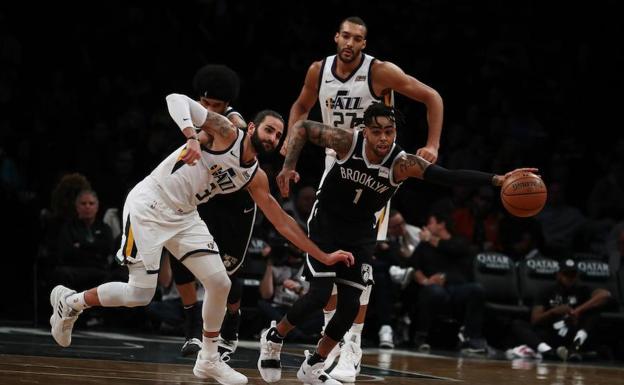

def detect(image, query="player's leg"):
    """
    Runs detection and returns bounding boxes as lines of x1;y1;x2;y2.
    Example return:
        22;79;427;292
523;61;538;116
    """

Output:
219;274;243;357
170;254;202;356
258;277;334;383
298;282;361;385
181;253;246;384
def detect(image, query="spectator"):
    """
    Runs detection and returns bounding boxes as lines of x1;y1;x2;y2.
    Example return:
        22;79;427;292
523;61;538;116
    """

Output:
282;185;316;230
391;208;487;354
508;258;612;361
452;186;502;252
53;189;119;291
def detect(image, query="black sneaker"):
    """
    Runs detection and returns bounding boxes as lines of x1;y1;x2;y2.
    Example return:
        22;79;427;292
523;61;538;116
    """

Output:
181;337;202;356
461;338;487;354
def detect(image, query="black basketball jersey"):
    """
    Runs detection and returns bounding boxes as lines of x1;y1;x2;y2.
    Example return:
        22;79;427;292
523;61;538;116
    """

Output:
315;130;404;226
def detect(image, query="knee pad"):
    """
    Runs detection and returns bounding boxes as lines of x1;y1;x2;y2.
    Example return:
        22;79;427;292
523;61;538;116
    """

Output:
98;282;156;307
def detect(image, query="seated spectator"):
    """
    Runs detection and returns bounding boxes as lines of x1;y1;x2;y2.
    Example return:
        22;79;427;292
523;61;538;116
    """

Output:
508;258;612;361
390;209;487;354
53;189;122;291
257;242;321;342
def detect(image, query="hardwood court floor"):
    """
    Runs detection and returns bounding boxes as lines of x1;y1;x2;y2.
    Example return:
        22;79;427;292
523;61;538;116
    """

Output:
0;326;622;385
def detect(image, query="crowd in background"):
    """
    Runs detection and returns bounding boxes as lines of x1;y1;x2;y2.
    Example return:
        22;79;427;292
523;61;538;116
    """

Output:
1;0;623;359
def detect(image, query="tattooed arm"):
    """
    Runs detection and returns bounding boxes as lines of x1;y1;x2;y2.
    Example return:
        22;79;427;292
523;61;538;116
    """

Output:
277;119;354;197
283;120;354;170
392;152;535;187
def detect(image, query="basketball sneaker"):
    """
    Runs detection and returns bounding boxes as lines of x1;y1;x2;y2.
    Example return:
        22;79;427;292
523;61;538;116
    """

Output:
328;340;361;383
323;340;341;370
258;320;283;382
49;285;82;347
218;336;238;361
181;337;202;356
297;350;342;385
193;350;247;384
378;325;395;349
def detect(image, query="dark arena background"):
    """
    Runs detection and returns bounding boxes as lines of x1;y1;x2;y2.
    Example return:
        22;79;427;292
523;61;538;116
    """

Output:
1;1;623;384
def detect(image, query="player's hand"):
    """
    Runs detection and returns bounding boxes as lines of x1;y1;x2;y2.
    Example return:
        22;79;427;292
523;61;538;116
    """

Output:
493;168;540;186
324;250;355;267
182;139;202;165
416;145;438;163
276;168;300;198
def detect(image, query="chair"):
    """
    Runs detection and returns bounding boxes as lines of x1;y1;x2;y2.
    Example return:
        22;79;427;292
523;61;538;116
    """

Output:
576;258;624;323
473;252;529;315
518;256;559;307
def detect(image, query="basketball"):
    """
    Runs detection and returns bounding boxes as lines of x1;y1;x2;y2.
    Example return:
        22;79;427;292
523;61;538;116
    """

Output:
500;171;547;217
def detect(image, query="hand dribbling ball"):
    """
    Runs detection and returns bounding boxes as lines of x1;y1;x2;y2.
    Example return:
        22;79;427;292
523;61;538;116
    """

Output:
500;171;547;217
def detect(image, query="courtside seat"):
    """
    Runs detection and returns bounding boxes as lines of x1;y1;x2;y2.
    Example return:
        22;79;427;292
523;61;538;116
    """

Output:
576;258;624;322
518;256;559;307
473;252;529;315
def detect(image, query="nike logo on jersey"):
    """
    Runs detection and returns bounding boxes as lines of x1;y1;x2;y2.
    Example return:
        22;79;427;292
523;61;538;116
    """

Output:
351;155;364;160
230;150;237;157
325;79;334;83
243;207;254;214
183;118;191;121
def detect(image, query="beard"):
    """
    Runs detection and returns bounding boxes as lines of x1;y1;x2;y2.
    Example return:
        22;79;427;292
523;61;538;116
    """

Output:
250;129;274;157
337;46;357;63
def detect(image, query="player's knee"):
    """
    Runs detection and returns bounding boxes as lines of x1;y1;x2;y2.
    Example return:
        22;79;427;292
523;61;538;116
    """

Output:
126;286;156;307
201;270;231;293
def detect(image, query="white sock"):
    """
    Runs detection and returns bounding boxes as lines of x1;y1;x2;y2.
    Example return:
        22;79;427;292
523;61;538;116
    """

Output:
574;329;588;346
348;323;364;346
202;335;219;357
66;292;89;311
537;342;552;353
322;309;335;334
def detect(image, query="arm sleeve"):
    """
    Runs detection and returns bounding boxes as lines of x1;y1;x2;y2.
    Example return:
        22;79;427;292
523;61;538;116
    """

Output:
165;93;208;131
423;164;495;187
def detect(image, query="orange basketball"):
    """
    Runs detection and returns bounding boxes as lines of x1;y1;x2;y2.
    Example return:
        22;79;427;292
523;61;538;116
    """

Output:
500;171;547;217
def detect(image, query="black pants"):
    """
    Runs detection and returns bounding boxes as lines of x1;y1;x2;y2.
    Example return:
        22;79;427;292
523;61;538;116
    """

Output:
510;312;601;350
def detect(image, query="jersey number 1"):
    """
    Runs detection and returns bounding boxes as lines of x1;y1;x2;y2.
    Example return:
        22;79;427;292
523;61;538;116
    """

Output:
353;188;363;204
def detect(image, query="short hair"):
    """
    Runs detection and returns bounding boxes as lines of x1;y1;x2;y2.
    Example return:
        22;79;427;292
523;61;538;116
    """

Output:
252;109;284;128
192;64;240;102
339;16;367;37
363;102;403;127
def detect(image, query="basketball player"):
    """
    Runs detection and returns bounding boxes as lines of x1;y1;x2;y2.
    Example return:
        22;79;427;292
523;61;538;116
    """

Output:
168;64;255;357
281;15;444;380
258;103;531;384
49;94;354;385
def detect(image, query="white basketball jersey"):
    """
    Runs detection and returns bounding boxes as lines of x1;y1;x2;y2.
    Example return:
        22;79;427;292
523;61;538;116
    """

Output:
318;54;394;130
147;129;258;213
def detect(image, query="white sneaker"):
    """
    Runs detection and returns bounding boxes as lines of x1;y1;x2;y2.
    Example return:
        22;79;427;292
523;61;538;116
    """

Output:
323;340;341;371
218;336;238;360
193;351;247;384
505;344;539;359
378;325;394;349
297;350;342;385
257;320;283;383
389;266;414;288
49;285;82;347
328;341;361;383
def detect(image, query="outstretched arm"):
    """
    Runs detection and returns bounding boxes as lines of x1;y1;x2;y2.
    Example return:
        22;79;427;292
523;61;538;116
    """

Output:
392;152;537;187
281;61;322;156
277;120;354;197
374;61;443;163
247;169;354;267
166;93;236;144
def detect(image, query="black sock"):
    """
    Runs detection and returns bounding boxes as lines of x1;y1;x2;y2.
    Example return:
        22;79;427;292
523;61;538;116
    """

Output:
183;303;201;340
267;327;285;344
307;351;324;366
221;308;241;341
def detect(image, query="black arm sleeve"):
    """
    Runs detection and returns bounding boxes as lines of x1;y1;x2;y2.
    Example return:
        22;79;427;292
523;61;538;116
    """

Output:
423;164;495;187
